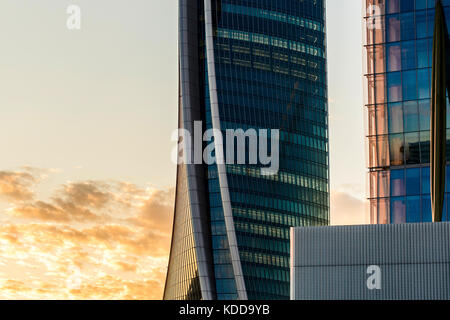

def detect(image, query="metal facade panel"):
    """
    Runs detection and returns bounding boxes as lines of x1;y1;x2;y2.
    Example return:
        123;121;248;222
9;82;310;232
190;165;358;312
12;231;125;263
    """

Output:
291;223;450;300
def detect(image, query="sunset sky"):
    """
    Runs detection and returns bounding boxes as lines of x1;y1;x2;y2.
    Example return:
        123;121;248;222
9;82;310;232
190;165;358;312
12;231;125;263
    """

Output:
0;0;366;299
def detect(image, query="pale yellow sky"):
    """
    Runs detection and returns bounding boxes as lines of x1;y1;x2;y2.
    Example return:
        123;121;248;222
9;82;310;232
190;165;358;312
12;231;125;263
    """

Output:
0;0;368;299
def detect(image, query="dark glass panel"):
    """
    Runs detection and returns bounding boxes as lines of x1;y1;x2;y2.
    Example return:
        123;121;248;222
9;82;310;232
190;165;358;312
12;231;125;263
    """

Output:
389;102;404;133
400;12;415;40
427;10;435;38
387;44;402;72
447;129;450;160
216;279;237;294
417;68;430;99
402;70;417;101
416;39;428;68
416;0;427;10
421;166;430;194
401;0;415;12
446;7;450;34
403;101;419;132
444;194;449;222
387;15;401;42
419;99;430;131
422;195;432;222
406;196;421;222
389;133;405;165
447;165;450;193
416;10;427;38
406;167;421;195
388;72;402;102
390;197;406;223
214;265;234;278
391;169;406;196
420;131;430;163
405;132;420;164
387;0;401;13
401;41;416;70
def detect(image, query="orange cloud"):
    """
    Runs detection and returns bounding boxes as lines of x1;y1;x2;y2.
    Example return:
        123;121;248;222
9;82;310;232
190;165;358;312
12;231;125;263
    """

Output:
8;201;99;222
8;181;134;223
0;170;36;202
130;188;175;235
67;276;164;300
59;181;111;209
0;168;173;299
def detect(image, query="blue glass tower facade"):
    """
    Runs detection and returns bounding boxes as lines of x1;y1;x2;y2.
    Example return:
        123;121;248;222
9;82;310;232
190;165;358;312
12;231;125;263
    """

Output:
164;0;329;300
365;0;450;224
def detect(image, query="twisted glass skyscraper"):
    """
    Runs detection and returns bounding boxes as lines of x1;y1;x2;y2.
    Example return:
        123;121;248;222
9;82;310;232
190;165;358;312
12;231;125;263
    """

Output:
164;0;329;300
365;0;450;224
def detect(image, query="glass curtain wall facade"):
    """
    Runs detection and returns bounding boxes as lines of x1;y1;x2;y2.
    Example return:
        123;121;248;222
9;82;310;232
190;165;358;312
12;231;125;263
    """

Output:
365;0;450;224
165;0;329;300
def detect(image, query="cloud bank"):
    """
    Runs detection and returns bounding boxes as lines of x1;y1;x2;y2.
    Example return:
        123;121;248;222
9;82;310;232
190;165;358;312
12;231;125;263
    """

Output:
0;168;174;299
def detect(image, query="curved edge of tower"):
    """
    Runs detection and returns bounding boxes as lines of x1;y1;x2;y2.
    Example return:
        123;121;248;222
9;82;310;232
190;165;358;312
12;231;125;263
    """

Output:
163;0;217;301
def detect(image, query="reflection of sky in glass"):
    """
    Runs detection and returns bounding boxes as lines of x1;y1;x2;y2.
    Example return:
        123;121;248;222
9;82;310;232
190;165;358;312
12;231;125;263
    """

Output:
366;0;450;224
